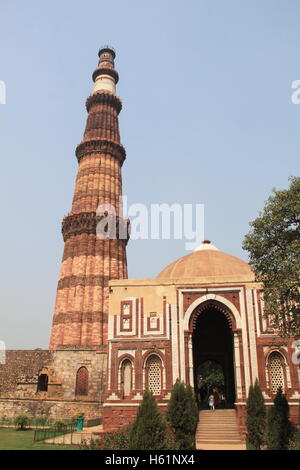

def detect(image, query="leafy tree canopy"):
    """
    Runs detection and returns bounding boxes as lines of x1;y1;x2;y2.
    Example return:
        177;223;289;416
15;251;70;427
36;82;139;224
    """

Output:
243;176;300;337
197;360;224;390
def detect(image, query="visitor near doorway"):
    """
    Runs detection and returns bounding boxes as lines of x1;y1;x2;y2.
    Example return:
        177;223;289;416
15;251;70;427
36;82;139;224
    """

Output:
208;394;215;411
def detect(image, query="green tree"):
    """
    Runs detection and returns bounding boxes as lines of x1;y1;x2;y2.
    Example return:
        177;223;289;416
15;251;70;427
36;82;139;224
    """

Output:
246;379;266;450
242;176;300;337
128;390;168;450
198;361;224;391
14;414;29;430
167;380;198;450
267;387;293;450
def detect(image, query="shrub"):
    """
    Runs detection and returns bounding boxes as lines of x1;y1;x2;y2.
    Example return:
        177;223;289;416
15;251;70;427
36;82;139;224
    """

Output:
81;429;130;450
164;425;179;450
167;380;198;450
128;390;168;450
246;379;266;450
266;387;293;450
35;414;48;426
14;414;29;430
71;412;85;424
0;415;12;426
289;430;300;450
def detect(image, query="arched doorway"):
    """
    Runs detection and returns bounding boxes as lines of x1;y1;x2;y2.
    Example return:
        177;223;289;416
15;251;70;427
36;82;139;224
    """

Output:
192;301;236;407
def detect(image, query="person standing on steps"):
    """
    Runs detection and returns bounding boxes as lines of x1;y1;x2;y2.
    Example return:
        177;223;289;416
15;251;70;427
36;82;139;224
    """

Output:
208;393;215;411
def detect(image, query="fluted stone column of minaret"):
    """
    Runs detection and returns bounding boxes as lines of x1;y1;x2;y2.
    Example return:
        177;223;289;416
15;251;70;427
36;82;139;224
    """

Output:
49;47;129;350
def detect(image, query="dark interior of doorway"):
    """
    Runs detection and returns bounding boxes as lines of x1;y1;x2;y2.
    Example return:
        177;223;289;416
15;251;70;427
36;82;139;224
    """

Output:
192;306;236;409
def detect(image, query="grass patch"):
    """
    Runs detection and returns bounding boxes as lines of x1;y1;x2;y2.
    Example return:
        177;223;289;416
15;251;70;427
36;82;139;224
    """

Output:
0;428;78;450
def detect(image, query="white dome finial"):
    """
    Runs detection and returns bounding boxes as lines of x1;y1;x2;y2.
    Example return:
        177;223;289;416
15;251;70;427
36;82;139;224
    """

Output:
194;240;219;252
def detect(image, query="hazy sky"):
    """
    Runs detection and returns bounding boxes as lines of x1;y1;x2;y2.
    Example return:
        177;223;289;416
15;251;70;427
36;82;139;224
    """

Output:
0;0;299;349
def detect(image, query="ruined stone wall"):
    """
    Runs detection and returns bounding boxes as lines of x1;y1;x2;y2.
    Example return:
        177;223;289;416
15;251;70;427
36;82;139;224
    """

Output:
0;350;53;394
0;349;107;421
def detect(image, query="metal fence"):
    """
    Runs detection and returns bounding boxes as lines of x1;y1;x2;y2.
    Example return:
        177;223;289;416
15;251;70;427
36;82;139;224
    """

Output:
34;427;99;446
0;417;75;428
0;417;100;428
34;424;75;442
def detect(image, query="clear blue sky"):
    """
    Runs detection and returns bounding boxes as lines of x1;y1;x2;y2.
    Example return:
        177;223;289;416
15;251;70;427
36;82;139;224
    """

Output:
0;0;299;349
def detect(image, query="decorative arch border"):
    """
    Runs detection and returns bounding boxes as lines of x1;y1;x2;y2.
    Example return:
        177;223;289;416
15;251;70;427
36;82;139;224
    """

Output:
190;299;233;330
183;293;242;331
142;349;165;368
264;347;288;366
118;354;135;368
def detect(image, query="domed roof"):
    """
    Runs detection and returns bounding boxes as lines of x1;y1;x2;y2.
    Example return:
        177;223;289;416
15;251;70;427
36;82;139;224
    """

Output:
157;240;255;281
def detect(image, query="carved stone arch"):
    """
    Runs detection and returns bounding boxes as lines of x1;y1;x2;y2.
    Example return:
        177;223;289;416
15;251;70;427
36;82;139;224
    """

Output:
118;354;135;368
190;299;233;331
265;348;288;366
142;349;165;369
183;294;242;331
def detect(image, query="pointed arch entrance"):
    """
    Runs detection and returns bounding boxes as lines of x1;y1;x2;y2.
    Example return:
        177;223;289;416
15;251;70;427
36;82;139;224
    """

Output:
190;300;236;407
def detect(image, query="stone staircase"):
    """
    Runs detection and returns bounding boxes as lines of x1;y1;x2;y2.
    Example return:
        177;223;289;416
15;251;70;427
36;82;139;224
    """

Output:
196;409;245;450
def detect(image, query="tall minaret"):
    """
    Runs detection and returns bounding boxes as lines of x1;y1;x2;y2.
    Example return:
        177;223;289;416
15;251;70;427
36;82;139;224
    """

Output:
49;47;129;349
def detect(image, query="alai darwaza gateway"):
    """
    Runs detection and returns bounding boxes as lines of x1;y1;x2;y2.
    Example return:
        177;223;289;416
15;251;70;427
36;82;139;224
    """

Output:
103;239;300;431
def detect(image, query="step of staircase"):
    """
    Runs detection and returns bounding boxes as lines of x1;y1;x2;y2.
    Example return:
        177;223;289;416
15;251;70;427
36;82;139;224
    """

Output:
197;432;241;437
196;409;245;451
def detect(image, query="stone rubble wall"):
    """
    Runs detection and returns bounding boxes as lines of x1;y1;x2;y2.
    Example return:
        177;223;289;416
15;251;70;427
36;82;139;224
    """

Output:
0;349;107;421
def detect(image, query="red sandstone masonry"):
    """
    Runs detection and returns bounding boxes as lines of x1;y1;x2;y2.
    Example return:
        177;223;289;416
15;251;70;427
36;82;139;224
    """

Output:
49;49;128;350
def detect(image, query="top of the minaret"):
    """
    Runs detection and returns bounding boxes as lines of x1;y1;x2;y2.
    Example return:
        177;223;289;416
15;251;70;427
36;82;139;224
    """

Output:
92;45;119;94
98;45;116;59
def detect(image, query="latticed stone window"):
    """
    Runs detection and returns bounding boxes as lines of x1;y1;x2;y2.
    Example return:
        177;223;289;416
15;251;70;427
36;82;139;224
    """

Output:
75;366;89;396
146;355;162;395
269;352;285;394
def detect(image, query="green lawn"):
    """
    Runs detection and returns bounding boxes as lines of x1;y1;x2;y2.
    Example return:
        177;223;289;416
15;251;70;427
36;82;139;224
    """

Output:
0;428;78;450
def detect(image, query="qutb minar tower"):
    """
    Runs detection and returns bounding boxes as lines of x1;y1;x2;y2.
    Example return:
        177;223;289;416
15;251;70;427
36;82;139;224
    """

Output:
49;47;129;349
